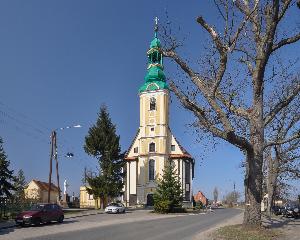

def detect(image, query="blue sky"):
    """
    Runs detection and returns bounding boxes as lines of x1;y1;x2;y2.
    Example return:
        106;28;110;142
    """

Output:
0;0;298;200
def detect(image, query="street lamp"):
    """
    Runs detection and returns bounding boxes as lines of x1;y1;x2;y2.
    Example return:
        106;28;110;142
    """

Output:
47;124;82;203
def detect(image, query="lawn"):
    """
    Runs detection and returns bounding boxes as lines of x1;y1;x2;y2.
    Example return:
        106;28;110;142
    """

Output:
213;224;281;240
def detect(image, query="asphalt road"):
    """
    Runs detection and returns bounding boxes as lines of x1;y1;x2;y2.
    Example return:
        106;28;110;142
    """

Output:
0;208;242;240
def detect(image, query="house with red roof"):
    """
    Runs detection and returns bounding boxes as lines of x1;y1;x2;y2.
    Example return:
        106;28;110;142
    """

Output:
24;179;59;203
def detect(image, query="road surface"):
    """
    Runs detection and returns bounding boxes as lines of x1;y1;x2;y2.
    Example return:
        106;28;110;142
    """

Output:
0;208;242;240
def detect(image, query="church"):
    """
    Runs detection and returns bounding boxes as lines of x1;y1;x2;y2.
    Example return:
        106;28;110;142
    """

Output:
124;22;194;207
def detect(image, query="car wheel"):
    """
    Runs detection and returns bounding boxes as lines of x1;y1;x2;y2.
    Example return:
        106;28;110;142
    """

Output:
58;215;64;223
123;209;125;213
116;209;119;214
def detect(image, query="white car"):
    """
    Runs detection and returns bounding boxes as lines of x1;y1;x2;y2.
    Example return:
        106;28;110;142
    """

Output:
105;203;126;214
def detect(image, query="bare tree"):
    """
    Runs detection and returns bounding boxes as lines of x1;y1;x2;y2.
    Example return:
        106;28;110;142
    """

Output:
160;1;300;226
213;187;219;203
265;93;300;216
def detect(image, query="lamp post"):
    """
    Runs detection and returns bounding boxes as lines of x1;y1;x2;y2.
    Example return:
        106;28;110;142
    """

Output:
47;124;82;203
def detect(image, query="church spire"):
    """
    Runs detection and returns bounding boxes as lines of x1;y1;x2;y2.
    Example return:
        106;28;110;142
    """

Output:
139;17;168;93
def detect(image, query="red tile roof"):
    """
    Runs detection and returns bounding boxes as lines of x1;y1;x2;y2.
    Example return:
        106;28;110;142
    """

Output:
32;180;59;192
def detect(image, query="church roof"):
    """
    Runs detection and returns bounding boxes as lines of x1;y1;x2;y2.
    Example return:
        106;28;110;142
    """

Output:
124;129;140;161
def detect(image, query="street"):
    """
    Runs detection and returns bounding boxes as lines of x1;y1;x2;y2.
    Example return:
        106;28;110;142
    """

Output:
0;208;242;240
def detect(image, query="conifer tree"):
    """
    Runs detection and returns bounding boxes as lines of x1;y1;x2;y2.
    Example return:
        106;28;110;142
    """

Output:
154;161;183;213
0;137;15;198
84;105;124;208
13;169;26;202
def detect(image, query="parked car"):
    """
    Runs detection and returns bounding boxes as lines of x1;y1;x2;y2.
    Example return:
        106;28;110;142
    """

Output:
15;203;64;226
283;205;300;218
105;203;125;214
272;206;284;215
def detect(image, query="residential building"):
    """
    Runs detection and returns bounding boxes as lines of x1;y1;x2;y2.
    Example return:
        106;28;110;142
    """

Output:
24;179;59;203
194;191;208;206
79;186;101;209
124;23;194;207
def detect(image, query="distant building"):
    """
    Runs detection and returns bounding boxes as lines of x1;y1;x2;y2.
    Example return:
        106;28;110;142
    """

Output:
24;179;59;203
194;191;208;206
79;186;101;209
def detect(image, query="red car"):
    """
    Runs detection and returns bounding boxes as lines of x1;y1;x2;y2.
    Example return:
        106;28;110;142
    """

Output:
15;203;64;226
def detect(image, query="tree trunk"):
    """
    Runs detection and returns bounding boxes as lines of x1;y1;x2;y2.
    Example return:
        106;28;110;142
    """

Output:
267;152;279;217
244;115;264;226
244;150;263;226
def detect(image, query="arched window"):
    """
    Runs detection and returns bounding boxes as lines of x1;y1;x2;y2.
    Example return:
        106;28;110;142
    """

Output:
149;159;155;181
149;142;155;152
150;97;156;110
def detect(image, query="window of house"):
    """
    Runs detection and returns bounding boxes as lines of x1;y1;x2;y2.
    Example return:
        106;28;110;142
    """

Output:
150;97;156;110
88;194;94;200
171;145;175;151
134;147;138;153
149;159;155;181
150;127;154;131
149;142;155;152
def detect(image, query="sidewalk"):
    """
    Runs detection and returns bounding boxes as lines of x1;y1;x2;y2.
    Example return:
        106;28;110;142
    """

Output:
263;216;300;240
0;209;104;230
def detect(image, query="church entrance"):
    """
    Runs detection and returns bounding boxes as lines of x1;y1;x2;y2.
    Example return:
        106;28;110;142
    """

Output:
146;194;154;206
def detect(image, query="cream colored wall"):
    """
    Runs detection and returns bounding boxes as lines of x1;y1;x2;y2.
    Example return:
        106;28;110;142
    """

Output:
24;180;58;203
80;186;100;209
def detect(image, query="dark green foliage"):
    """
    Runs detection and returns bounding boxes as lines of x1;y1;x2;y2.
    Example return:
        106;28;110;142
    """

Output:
154;161;183;213
13;169;26;201
0;137;15;198
84;105;124;205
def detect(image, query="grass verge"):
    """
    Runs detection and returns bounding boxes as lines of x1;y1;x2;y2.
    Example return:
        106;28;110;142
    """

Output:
213;224;281;240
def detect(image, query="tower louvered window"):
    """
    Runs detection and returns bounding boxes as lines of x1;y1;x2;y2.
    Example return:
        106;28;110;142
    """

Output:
150;97;156;110
149;142;155;152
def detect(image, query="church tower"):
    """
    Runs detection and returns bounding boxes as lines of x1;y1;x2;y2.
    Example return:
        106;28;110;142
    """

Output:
124;19;194;207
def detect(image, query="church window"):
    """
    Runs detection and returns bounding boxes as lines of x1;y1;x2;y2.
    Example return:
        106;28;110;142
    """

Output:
150;97;156;110
134;147;138;153
149;159;155;180
151;127;154;131
171;145;175;151
149;142;155;152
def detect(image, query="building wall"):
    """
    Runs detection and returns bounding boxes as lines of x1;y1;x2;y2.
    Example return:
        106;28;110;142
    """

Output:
24;181;58;203
79;186;100;209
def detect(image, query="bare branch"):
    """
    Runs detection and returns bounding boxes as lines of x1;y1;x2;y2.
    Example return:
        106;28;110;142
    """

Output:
264;77;300;126
272;32;300;52
265;131;300;148
170;81;252;151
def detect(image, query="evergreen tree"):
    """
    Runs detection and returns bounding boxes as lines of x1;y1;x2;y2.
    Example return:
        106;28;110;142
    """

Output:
154;161;183;213
84;105;124;208
0;137;15;198
13;169;26;201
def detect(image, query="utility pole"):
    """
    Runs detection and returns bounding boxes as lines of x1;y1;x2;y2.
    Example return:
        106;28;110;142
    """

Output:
54;131;61;201
48;131;61;203
47;124;82;203
48;131;54;203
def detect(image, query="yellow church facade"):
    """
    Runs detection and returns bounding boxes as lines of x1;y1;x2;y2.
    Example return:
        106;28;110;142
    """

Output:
124;23;194;207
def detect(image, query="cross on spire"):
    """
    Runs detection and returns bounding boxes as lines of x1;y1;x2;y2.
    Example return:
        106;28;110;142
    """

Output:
154;17;159;37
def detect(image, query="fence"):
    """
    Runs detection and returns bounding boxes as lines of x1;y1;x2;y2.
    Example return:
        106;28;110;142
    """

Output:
0;197;36;220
